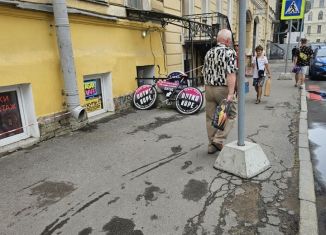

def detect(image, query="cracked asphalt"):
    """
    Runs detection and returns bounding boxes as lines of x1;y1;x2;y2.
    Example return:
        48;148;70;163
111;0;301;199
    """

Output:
0;62;301;234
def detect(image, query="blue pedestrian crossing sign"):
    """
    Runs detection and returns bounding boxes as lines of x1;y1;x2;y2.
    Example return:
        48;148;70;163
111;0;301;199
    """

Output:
281;0;306;20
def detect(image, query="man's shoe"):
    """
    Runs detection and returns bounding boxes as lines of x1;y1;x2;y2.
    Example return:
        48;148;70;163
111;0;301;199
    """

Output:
208;142;223;154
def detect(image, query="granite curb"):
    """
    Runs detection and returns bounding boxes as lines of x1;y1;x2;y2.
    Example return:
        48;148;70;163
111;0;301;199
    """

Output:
299;84;318;235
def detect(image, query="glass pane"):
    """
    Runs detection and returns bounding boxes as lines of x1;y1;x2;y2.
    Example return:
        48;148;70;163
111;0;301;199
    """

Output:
0;91;23;140
84;78;103;113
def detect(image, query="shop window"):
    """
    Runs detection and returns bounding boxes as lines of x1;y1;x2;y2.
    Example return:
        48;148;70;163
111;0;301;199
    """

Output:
83;73;113;117
0;85;39;147
0;91;23;140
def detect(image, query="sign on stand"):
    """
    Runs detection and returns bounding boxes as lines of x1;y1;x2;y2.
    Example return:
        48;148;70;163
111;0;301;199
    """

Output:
280;0;306;73
281;0;306;20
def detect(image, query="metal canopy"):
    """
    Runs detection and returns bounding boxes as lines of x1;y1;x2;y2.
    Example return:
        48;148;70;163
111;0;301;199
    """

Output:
126;8;231;40
126;8;232;84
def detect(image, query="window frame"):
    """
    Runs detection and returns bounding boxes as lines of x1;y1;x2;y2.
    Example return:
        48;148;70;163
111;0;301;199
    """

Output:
0;86;29;146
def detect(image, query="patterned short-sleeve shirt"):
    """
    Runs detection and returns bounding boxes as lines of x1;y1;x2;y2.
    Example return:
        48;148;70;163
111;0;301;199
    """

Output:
202;43;237;86
295;45;314;66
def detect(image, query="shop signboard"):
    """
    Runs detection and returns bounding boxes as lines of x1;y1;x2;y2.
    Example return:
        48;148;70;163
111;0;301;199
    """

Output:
84;79;103;113
0;91;23;139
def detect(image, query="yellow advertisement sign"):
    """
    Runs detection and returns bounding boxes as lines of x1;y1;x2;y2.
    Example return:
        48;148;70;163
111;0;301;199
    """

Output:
85;97;102;113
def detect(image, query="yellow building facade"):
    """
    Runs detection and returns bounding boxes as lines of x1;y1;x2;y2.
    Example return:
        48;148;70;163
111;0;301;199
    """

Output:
0;0;276;151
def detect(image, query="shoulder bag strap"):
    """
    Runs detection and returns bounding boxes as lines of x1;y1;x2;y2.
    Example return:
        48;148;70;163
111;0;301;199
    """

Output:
256;57;259;70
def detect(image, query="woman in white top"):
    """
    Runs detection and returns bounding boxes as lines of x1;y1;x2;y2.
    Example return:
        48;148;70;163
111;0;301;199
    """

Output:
252;45;272;104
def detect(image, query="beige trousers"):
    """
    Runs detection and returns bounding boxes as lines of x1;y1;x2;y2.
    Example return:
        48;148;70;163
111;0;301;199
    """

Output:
205;85;237;145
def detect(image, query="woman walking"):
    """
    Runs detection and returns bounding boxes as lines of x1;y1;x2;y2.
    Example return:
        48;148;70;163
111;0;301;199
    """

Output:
252;45;272;104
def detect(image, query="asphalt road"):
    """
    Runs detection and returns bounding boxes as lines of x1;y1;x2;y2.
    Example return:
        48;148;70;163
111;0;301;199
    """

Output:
0;61;301;235
306;78;326;235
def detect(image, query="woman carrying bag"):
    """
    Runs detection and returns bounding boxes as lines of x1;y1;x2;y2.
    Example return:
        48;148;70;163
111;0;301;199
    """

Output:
252;45;272;104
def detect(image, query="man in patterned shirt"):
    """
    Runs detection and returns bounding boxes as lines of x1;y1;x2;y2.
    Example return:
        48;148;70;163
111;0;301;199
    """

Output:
202;29;237;154
294;38;314;89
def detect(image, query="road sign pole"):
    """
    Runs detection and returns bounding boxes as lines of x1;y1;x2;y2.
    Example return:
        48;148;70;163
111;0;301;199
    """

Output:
237;0;246;146
284;19;293;73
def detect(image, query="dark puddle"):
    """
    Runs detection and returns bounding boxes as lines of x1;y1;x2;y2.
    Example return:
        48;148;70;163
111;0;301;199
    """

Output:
78;227;93;235
31;181;76;208
309;123;326;235
181;161;192;170
156;134;172;142
309;123;326;187
181;179;208;202
171;145;182;153
103;217;143;235
136;185;165;206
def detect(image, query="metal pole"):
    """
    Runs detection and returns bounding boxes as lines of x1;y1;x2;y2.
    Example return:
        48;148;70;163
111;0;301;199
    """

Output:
53;0;85;120
298;19;304;43
284;19;292;73
237;0;246;146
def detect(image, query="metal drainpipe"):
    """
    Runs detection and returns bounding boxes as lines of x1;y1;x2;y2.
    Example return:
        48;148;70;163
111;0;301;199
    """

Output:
52;0;86;121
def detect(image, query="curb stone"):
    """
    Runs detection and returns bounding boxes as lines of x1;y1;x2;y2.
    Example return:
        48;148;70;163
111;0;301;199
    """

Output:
299;84;318;235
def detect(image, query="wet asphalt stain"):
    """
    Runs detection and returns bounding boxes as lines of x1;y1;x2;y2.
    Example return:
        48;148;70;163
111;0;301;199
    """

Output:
40;218;70;235
108;197;120;206
127;115;187;134
224;182;261;225
150;214;158;220
78;227;93;235
171;145;182;153
264;105;275;110
41;192;110;234
30;181;76;208
96;110;135;124
102;217;143;235
156;134;172;142
187;166;204;174
14;206;32;217
79;123;98;132
136;185;166;206
123;152;187;180
0;144;41;158
72;192;110;216
259;125;269;128
17;178;48;193
181;161;192;170
121;183;125;190
182;179;208;202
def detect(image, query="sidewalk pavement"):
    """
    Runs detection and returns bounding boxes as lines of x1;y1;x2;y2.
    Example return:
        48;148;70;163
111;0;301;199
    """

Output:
0;61;317;234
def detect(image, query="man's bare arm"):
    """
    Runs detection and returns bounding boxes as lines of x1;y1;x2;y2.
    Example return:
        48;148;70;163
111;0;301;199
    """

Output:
227;72;236;100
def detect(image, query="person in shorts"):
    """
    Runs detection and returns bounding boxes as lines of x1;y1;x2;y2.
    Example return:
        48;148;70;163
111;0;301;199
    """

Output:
294;38;314;89
252;45;272;104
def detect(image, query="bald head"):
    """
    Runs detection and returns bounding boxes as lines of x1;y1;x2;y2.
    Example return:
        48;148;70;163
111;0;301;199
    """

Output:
217;29;232;47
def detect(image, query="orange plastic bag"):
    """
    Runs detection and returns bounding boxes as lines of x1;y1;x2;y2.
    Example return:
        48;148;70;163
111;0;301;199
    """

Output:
264;79;271;96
